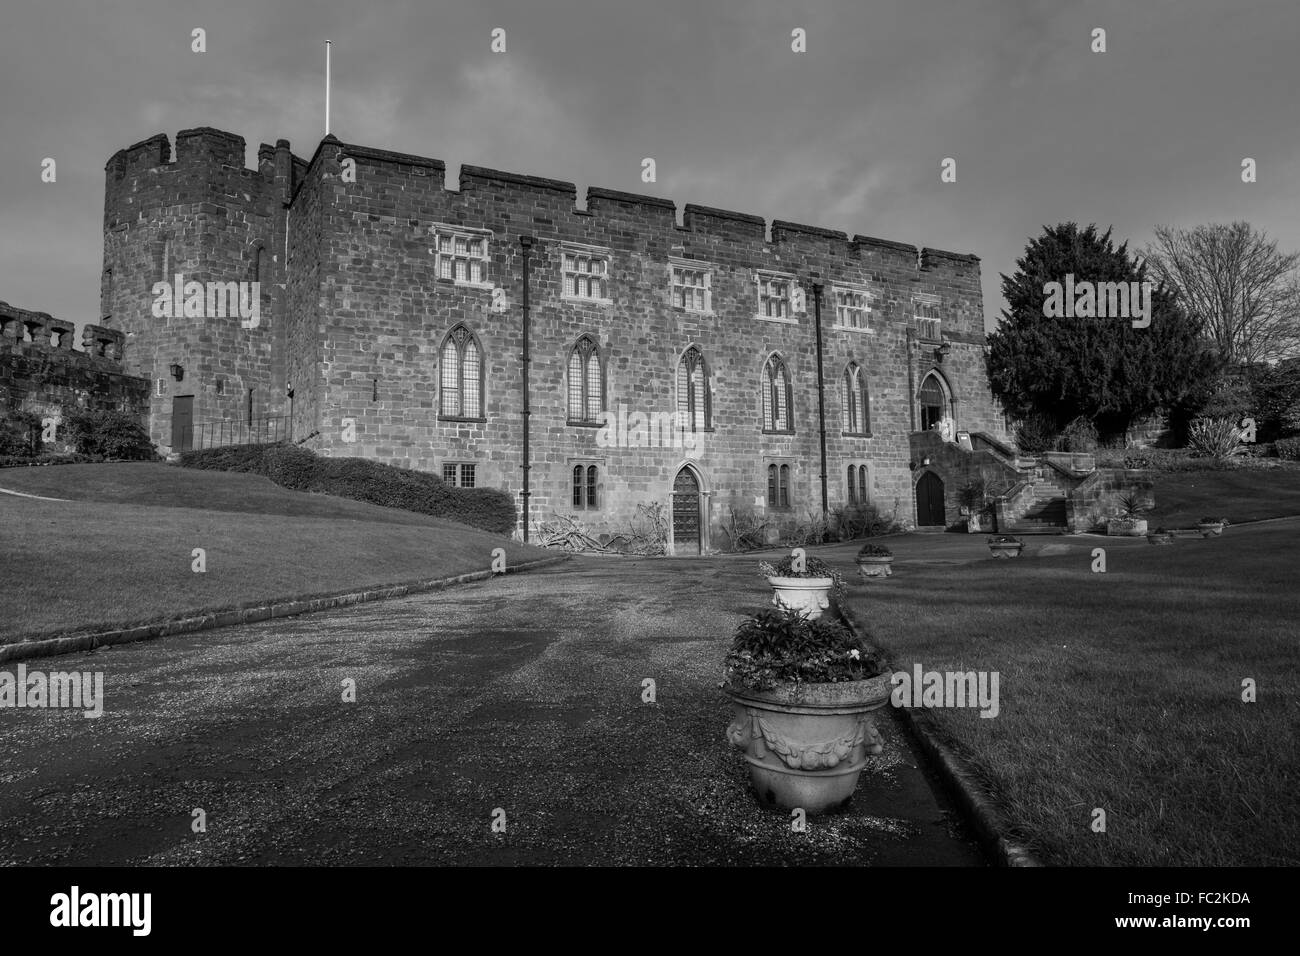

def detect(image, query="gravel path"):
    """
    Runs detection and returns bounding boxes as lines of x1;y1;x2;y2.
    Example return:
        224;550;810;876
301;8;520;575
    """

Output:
0;557;984;866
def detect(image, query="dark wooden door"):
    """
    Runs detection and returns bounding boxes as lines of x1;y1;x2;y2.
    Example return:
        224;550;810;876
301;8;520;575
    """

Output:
916;471;945;526
171;396;194;452
672;468;700;554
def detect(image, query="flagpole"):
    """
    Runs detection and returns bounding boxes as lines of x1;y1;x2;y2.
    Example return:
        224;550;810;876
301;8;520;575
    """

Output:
325;40;332;136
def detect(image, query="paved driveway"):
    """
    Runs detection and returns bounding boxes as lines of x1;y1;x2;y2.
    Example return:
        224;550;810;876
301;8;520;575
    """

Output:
0;556;983;866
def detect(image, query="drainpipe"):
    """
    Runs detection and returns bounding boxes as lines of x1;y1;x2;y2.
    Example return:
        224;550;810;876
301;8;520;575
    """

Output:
519;236;534;541
906;328;917;432
812;281;828;522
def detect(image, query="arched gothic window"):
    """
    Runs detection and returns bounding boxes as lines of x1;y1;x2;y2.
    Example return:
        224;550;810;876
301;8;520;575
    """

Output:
843;362;870;435
762;355;793;433
677;346;710;431
567;336;603;423
440;325;484;419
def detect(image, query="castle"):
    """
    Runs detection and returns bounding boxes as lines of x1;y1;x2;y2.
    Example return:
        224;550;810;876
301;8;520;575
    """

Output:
90;126;1014;551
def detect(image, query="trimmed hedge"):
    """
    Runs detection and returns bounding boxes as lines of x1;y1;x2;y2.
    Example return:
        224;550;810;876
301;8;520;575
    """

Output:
0;452;102;469
179;444;516;533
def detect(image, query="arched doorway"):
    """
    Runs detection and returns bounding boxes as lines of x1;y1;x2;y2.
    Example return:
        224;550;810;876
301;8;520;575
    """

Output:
918;373;949;432
915;470;945;527
672;467;701;555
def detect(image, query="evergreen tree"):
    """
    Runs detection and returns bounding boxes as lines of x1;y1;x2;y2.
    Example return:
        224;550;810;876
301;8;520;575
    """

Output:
987;223;1218;441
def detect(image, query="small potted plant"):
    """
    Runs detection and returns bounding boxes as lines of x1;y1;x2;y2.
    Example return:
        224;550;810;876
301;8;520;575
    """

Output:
1108;494;1150;537
758;550;845;621
1146;526;1176;545
854;543;894;579
987;534;1023;558
722;607;892;814
1196;516;1228;538
958;478;994;533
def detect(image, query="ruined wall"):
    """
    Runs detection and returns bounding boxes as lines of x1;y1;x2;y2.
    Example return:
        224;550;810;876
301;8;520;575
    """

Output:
0;303;149;447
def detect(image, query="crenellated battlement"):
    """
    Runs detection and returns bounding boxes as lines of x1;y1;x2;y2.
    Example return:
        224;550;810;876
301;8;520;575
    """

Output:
0;302;126;362
105;127;979;279
316;134;977;271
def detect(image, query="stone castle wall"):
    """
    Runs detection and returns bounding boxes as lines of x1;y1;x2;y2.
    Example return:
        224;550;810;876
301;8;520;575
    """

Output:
103;126;1010;548
102;129;293;450
286;136;1008;546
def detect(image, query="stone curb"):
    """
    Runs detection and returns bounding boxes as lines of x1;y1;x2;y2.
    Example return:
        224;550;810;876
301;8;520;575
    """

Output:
837;600;1044;868
0;555;570;665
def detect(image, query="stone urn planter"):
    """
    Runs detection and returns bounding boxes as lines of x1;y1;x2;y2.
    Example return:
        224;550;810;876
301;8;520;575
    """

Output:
1146;529;1176;545
725;674;891;814
1197;518;1227;538
854;544;894;580
758;551;844;621
766;576;834;619
723;607;892;814
987;535;1024;558
1107;517;1148;537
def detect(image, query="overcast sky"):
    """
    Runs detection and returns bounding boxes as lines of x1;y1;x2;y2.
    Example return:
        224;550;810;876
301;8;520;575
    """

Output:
3;0;1298;335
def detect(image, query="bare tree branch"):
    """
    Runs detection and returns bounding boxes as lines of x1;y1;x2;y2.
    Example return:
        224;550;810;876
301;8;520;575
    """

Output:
1144;222;1300;364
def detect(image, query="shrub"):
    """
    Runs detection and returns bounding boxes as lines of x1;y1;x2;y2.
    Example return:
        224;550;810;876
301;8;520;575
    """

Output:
179;443;277;473
1015;414;1057;455
1115;494;1150;518
856;543;893;558
1275;437;1300;461
722;607;888;692
1122;447;1238;472
1187;417;1244;461
62;409;157;460
1056;416;1099;453
0;452;100;469
957;478;988;512
178;444;516;533
0;411;42;458
829;501;904;540
1196;375;1254;421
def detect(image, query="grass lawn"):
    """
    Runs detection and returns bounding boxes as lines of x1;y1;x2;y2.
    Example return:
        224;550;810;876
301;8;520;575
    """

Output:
0;463;544;643
840;525;1299;866
1146;464;1300;527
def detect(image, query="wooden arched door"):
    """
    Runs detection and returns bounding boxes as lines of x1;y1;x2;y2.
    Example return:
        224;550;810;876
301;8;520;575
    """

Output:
915;471;945;527
672;467;701;555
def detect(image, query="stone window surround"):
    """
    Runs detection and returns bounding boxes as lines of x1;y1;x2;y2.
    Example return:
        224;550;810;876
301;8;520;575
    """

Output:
566;334;605;426
560;241;613;305
846;461;872;504
913;292;943;342
570;459;603;511
764;458;796;511
431;222;494;289
753;269;799;323
437;323;486;422
761;353;795;435
442;461;477;488
668;256;714;315
833;283;875;333
842;361;872;437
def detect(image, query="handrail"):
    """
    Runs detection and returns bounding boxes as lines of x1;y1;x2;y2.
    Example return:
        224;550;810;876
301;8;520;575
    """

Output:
191;415;287;450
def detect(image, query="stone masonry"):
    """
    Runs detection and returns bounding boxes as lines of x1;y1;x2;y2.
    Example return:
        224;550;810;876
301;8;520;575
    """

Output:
0;301;149;450
101;128;1012;550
